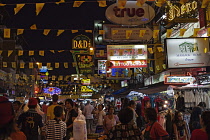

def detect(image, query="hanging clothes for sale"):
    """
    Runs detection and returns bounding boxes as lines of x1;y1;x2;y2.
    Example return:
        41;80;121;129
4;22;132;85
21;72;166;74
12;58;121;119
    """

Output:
176;92;185;111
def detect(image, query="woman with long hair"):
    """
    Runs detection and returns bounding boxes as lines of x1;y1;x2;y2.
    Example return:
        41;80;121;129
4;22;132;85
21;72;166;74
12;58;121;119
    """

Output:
191;111;210;140
173;111;189;140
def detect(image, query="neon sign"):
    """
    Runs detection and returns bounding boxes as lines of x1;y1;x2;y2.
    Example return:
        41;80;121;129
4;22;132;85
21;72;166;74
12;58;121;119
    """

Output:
43;87;61;95
72;35;91;49
166;1;197;21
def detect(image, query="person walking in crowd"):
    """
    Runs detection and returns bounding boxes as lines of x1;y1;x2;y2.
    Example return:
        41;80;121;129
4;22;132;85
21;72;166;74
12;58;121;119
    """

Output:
189;102;206;132
95;104;106;134
17;97;44;140
83;100;95;134
13;101;24;122
143;108;169;140
173;111;189;140
45;106;67;140
191;111;210;140
47;94;59;120
64;99;78;140
0;96;26;140
108;107;141;140
128;100;138;125
103;106;120;134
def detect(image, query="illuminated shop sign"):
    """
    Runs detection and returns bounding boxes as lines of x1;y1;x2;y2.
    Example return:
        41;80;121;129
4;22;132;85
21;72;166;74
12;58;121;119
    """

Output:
81;86;93;92
105;1;155;25
81;79;91;85
107;45;147;61
166;38;210;68
72;35;91;49
109;60;147;68
81;93;92;96
164;76;195;85
166;1;197;22
98;60;107;74
43;87;61;95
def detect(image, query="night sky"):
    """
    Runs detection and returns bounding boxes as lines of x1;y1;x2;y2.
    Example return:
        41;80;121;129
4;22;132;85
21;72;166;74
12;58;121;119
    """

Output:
1;0;113;75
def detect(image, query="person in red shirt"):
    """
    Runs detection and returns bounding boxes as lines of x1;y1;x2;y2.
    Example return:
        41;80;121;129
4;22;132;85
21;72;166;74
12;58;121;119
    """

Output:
191;111;210;140
143;108;169;140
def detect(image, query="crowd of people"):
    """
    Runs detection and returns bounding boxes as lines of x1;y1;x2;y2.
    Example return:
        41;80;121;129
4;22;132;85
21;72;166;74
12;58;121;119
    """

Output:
1;94;210;140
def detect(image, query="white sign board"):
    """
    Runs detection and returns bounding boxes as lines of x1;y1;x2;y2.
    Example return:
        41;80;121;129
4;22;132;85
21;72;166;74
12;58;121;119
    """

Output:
105;1;155;25
111;27;152;41
166;38;210;68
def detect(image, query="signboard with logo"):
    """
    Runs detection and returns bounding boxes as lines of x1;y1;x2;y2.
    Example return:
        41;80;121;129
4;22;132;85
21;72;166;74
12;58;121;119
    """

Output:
76;54;93;69
43;87;61;95
72;35;91;49
98;60;107;74
107;45;147;61
81;86;93;92
109;60;147;68
81;79;90;85
105;1;155;25
164;76;195;85
166;38;210;68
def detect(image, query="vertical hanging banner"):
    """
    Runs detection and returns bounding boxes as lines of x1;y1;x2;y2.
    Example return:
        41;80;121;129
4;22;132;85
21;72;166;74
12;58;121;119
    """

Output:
4;29;10;38
73;1;85;7
17;29;24;35
14;4;25;15
36;3;45;15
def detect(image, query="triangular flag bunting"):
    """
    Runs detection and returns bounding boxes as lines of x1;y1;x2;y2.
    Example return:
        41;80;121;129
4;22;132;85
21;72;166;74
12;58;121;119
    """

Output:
17;29;24;35
98;0;107;7
208;28;210;36
58;50;65;53
118;0;127;8
15;74;19;79
148;48;153;54
50;50;55;53
38;63;42;69
29;51;34;56
18;50;23;56
149;67;153;71
55;0;65;5
153;30;159;38
8;50;13;57
64;63;68;68
0;50;2;55
99;30;105;34
73;1;85;7
72;30;78;33
112;30;118;35
43;29;50;36
20;62;25;68
29;62;34;68
126;30;132;39
36;3;45;16
14;4;25;15
30;24;37;30
12;62;16;68
3;62;7;67
180;29;186;36
139;30;146;37
166;29;173;38
57;30;64;36
4;29;11;38
39;50;44;56
55;63;59;68
85;30;92;33
0;4;6;6
136;0;146;7
193;28;200;37
47;63;51;68
99;50;104;56
157;47;164;52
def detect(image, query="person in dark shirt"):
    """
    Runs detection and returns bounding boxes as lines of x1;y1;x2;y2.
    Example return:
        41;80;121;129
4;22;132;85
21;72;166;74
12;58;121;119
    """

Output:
64;99;78;140
17;98;44;140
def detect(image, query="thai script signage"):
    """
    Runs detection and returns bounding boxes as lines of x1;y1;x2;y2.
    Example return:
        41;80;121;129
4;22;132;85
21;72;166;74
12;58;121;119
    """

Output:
105;1;155;25
164;76;195;85
109;60;147;68
166;38;210;68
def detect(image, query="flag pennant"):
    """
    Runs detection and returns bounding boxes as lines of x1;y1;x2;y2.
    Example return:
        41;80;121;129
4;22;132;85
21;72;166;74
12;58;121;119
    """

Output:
36;3;45;16
17;29;24;35
98;0;107;7
71;30;78;33
99;50;104;56
64;62;68;68
193;28;200;37
136;0;146;7
4;29;11;38
148;48;153;54
179;29;186;36
43;29;50;36
126;30;132;39
18;50;23;56
47;63;51;68
14;4;25;15
55;63;59;68
57;30;64;36
85;30;92;33
38;63;42;69
3;62;7;67
0;50;2;55
55;0;65;4
52;75;56;80
208;28;210;36
59;76;63;81
166;29;173;38
112;30;118;35
73;1;85;7
50;50;55;53
8;50;13;57
153;30;159;38
12;62;16;68
0;4;6;6
39;50;44;56
58;50;65;53
157;47;164;52
138;49;143;54
30;24;37;30
139;30;146;37
20;62;25;68
99;30;105;34
29;50;34;56
118;0;127;8
29;62;34;68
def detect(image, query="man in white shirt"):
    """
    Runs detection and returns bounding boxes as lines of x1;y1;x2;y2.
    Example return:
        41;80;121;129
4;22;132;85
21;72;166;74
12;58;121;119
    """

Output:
83;100;94;134
95;104;106;133
128;100;138;125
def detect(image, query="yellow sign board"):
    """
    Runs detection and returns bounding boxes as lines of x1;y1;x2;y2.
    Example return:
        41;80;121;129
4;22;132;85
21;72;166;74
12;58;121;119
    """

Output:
81;86;93;92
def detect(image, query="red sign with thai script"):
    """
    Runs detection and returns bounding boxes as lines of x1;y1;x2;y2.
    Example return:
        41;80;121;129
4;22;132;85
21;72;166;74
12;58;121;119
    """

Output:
109;60;147;68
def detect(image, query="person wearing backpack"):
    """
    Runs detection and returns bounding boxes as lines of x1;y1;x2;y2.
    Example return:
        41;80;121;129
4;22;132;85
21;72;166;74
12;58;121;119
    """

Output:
17;97;44;140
